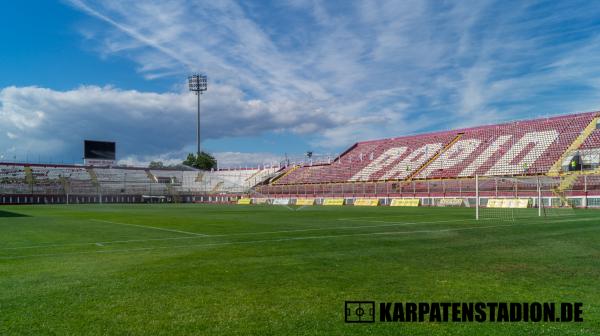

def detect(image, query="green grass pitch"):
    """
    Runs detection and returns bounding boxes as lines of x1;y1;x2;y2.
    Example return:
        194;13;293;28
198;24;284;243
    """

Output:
1;204;599;335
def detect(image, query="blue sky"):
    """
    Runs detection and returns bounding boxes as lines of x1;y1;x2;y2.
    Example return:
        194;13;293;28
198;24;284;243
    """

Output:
2;0;600;167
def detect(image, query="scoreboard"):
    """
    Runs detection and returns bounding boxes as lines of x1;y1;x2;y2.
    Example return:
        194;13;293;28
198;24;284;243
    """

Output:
84;140;116;166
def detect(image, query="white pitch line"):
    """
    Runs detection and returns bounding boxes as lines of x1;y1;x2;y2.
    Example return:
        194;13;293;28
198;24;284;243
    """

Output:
1;216;596;251
0;235;201;250
337;213;430;221
339;218;463;224
0;218;469;250
2;217;598;260
90;219;209;237
224;219;469;236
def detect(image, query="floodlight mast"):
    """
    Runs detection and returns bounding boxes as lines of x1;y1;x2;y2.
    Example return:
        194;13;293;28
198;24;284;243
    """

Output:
188;74;208;155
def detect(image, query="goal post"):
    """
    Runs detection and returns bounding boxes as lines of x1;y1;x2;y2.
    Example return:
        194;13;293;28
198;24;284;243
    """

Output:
537;176;542;217
476;174;479;220
475;174;576;221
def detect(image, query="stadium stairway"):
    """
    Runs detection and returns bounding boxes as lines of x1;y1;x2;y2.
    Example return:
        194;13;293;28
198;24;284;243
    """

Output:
164;183;182;203
556;172;580;193
24;166;33;185
406;133;464;181
86;168;100;190
548;116;600;176
60;176;69;194
245;169;263;182
552;189;574;208
146;170;157;183
270;165;299;184
211;181;224;193
255;169;283;185
550;172;580;207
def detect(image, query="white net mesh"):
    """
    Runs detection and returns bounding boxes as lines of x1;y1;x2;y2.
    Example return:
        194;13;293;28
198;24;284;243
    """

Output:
476;175;577;221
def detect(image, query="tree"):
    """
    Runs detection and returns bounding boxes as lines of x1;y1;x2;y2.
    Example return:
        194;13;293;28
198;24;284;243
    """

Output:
148;161;164;169
183;152;217;170
183;153;197;167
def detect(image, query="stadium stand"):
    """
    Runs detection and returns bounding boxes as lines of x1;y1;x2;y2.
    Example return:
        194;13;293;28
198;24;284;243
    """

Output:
275;132;457;184
579;126;600;150
0;164;274;200
0;164;27;181
94;168;155;194
273;111;600;184
2;111;600;205
151;167;278;193
0;164;28;194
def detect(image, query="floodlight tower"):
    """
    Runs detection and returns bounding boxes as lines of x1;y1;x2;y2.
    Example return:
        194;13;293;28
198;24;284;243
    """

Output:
188;74;208;155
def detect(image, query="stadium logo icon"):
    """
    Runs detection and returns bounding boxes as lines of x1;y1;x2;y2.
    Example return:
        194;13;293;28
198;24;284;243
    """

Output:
344;301;375;323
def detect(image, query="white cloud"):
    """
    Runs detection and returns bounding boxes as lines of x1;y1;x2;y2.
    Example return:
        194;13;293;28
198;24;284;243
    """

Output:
5;0;600;166
213;151;283;168
0;85;343;163
63;1;600;146
118;150;283;168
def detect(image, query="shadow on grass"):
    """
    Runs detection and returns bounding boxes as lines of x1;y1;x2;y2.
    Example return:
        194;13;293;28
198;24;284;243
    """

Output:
0;210;30;218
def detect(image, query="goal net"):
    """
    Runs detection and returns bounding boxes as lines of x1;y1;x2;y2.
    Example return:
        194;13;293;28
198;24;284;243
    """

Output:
476;175;576;221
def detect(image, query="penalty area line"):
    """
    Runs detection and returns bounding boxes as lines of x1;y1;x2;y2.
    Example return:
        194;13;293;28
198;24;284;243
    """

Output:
1;216;595;252
3;216;598;260
0;219;470;251
90;219;210;237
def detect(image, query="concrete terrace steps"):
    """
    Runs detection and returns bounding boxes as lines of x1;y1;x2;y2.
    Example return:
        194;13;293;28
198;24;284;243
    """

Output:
211;181;224;193
270;165;300;184
24;166;33;184
406;133;464;182
547;116;600;176
556;173;580;192
86;168;99;189
146;170;157;183
271;111;600;185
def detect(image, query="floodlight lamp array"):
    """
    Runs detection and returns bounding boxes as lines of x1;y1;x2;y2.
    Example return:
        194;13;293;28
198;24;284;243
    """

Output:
188;74;207;93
